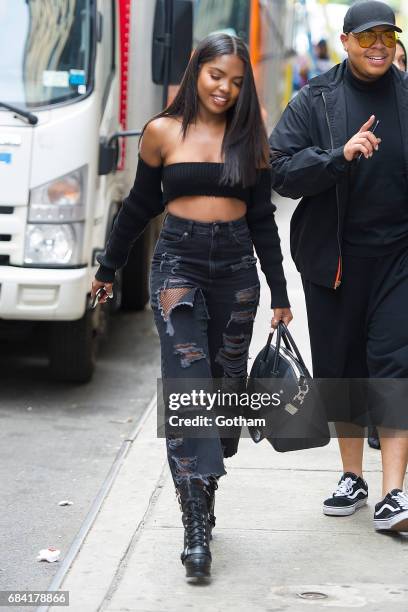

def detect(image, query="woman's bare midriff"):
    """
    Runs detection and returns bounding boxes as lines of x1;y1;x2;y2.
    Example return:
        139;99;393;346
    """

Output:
166;196;247;222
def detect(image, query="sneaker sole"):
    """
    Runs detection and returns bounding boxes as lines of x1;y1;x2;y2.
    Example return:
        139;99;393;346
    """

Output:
374;510;408;531
323;498;367;516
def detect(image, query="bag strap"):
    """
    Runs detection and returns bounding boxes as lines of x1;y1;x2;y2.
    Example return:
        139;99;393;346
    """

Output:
272;322;283;373
261;325;282;374
260;331;274;363
279;321;309;372
260;322;309;376
260;326;282;375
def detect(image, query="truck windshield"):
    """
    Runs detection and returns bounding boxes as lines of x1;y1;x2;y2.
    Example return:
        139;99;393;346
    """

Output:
0;0;93;109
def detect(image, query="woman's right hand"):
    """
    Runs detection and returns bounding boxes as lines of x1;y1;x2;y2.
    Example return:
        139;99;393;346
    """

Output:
91;279;113;304
271;307;293;329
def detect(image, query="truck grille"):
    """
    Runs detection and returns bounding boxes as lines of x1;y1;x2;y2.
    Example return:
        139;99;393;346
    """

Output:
0;205;25;265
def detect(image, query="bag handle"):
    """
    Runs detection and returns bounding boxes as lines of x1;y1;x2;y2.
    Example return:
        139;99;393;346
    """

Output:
260;331;274;363
260;322;309;376
279;321;310;373
260;324;283;375
272;321;283;373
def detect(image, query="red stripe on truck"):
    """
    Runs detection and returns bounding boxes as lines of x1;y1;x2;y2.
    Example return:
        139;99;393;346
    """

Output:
118;0;132;170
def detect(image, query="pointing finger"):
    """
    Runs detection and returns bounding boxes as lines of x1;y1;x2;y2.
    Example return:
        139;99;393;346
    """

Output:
359;115;375;133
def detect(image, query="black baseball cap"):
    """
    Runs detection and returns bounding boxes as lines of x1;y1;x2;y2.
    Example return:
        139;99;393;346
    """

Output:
343;1;402;34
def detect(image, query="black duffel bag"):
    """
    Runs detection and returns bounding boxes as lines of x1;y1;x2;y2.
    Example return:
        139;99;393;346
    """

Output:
246;322;330;452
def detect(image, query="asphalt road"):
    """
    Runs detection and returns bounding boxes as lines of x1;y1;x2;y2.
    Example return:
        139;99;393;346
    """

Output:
0;307;161;608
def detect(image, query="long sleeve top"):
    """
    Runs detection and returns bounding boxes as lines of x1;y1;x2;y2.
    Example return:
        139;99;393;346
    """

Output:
95;156;290;308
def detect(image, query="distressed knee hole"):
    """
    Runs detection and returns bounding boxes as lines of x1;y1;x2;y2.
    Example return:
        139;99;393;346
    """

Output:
215;333;250;377
156;282;206;336
172;455;198;479
235;285;260;305
227;286;259;327
167;436;183;451
174;343;206;368
160;287;191;320
172;457;214;486
228;307;257;326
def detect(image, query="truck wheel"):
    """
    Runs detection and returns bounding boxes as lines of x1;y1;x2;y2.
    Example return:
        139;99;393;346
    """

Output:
48;306;104;383
121;231;152;311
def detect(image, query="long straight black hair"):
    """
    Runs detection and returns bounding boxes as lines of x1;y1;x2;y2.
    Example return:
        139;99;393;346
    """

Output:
143;33;269;187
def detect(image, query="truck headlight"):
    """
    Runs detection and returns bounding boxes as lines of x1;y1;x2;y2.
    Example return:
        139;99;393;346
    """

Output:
29;166;87;222
24;223;84;265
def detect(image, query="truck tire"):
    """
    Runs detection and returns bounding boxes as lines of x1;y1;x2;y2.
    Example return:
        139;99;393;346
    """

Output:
121;230;153;311
48;307;104;383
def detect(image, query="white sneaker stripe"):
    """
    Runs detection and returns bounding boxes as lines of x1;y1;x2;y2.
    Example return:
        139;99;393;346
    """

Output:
375;503;399;516
348;488;367;500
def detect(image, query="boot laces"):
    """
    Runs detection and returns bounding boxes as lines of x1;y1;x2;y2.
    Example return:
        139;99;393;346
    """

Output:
183;499;208;548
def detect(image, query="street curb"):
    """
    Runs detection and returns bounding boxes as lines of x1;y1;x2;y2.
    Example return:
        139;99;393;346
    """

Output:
38;394;165;612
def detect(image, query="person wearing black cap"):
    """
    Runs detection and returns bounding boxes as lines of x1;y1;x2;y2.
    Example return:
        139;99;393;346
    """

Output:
269;0;408;533
367;35;408;453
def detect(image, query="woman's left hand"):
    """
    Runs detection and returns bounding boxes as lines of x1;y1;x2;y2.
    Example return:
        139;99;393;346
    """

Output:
271;307;293;329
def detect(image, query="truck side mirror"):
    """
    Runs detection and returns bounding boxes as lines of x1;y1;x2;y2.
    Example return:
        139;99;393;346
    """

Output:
98;131;142;175
152;0;193;85
98;137;119;175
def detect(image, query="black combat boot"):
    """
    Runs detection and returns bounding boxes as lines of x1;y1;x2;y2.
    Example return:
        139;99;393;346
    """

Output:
176;479;212;579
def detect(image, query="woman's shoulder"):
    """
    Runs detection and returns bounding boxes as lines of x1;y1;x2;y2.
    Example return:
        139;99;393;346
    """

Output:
141;116;182;165
145;115;182;140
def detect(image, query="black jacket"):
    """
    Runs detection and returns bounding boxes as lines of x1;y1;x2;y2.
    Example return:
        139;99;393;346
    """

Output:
269;60;408;289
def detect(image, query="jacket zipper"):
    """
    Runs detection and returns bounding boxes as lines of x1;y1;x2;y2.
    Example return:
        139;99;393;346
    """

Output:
321;91;342;289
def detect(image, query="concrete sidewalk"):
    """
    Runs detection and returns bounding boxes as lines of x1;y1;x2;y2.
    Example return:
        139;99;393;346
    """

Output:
50;397;408;612
50;198;408;612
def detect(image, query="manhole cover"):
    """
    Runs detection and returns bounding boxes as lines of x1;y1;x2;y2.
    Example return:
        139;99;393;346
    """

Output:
297;591;328;600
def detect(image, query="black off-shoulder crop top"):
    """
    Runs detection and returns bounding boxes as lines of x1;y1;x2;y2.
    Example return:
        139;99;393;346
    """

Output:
162;161;251;205
95;155;290;308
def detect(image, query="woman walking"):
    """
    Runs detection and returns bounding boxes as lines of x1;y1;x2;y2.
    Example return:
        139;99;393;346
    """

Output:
91;33;292;580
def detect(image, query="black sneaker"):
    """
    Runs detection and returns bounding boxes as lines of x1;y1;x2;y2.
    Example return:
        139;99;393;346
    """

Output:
374;489;408;531
323;472;368;516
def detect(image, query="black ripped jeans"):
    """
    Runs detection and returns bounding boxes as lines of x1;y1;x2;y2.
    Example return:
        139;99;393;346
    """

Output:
150;212;260;488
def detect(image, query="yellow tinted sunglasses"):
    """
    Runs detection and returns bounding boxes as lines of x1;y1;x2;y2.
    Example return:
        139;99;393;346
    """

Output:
350;30;397;49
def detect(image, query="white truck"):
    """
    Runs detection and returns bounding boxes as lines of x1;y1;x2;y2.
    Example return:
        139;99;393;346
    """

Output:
0;0;192;382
